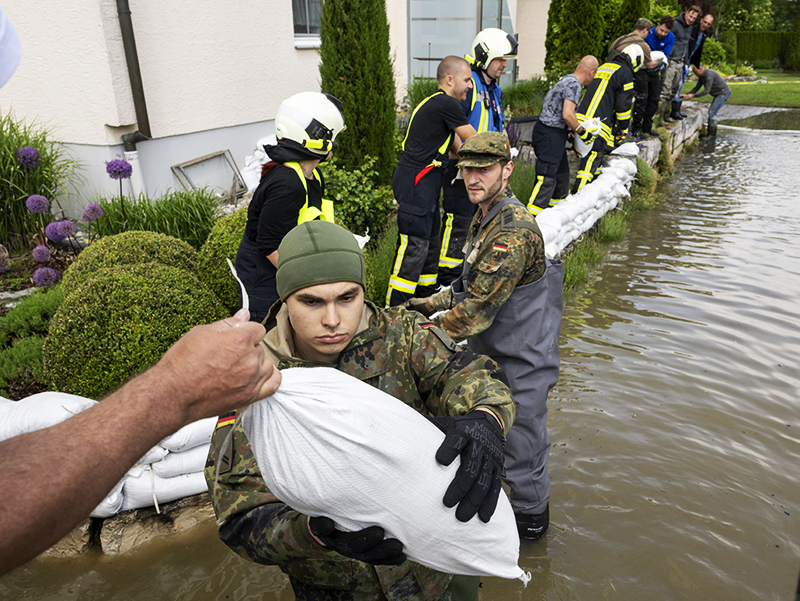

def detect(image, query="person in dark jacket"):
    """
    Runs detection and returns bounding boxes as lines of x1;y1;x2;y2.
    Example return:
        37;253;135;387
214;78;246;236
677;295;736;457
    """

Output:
681;64;731;135
690;13;715;68
659;5;701;121
235;92;346;323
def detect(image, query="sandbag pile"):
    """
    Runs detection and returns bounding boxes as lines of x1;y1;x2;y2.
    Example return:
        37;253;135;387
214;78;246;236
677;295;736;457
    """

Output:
534;156;638;258
240;367;530;582
0;392;213;517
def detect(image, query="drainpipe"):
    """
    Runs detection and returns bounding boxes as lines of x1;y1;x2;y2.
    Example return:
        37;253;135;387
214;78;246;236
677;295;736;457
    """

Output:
116;0;149;196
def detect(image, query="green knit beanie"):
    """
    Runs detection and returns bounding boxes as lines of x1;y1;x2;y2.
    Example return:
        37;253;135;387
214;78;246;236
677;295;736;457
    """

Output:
276;220;366;301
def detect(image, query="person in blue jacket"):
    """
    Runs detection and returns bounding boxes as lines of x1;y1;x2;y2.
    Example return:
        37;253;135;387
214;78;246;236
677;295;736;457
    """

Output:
438;28;518;287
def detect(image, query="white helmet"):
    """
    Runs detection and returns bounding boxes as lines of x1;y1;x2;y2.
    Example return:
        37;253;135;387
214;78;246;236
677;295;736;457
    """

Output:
274;92;346;157
466;28;518;71
621;44;644;72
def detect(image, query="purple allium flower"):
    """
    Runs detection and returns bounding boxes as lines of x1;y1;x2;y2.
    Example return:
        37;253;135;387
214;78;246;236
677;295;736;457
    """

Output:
45;221;65;243
26;194;49;214
58;219;77;237
105;158;133;180
80;202;104;223
16;146;41;169
32;267;61;287
32;244;52;262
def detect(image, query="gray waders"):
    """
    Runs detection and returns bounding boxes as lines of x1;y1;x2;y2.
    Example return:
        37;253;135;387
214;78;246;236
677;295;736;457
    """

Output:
452;197;563;515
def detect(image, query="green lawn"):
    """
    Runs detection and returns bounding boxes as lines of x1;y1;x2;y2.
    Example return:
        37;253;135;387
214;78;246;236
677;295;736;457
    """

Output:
682;70;800;109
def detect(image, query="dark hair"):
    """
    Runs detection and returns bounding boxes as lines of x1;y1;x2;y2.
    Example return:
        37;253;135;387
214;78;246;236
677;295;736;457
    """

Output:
659;14;674;29
688;5;702;14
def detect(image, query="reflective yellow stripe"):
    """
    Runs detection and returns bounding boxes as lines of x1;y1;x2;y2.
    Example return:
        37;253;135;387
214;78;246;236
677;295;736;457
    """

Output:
548;197;563;207
418;273;437;286
527;175;545;208
388;275;417;293
438;212;463;268
285;162;334;224
404;91;453;155
623;82;634;91
616;109;632;120
528;204;543;215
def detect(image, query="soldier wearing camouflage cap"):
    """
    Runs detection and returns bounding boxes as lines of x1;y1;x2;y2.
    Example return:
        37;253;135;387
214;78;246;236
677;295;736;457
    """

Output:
206;220;516;600
406;130;564;541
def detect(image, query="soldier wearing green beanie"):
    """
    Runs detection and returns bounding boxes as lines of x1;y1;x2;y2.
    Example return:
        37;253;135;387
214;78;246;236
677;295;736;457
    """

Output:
206;219;517;601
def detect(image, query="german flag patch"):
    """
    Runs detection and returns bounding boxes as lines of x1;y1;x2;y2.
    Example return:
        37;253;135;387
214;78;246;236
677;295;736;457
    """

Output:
421;322;436;329
493;243;508;252
216;413;236;429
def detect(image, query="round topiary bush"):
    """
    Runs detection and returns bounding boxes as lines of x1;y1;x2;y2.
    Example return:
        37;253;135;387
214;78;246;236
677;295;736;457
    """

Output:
43;262;228;399
61;231;198;296
197;208;247;315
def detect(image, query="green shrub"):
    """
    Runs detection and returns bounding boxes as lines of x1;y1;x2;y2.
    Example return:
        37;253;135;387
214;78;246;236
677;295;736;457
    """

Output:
701;38;727;67
364;218;398;306
508;159;538;205
735;62;757;76
197;208;248;315
547;0;606;73
0;336;46;399
61;231;198;297
319;0;397;185
322;155;394;237
786;9;800;71
0;285;64;347
502;78;550;116
716;62;736;76
0;112;79;250
43;263;228;399
736;31;792;64
88;188;221;249
405;77;440;112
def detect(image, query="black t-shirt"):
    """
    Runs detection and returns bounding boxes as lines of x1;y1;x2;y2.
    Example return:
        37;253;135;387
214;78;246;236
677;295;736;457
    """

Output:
244;163;324;256
402;91;470;164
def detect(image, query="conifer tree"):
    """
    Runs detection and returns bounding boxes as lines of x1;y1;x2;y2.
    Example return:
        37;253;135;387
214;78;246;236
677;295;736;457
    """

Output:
607;0;652;50
544;0;565;72
785;7;800;71
318;0;397;184
549;0;606;70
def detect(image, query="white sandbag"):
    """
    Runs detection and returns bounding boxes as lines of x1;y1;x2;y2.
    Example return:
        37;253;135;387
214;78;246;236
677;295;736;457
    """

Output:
610;142;640;156
608;157;638;175
151;444;209;479
130;445;169;474
121;468;207;511
90;478;126;518
0;396;14;414
160;416;216;452
0;391;96;442
240;367;529;583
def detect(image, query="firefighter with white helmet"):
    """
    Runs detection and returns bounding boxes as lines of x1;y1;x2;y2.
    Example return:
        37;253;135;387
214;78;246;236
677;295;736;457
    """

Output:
235;91;346;322
438;28;519;287
572;46;640;193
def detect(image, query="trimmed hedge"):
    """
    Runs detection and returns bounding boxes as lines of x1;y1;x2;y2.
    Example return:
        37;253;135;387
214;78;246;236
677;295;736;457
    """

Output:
736;31;792;64
61;231;198;297
197;208;248;315
43;263;228;399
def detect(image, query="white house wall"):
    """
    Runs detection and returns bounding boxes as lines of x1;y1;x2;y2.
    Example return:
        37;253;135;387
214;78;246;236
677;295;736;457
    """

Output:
516;0;548;77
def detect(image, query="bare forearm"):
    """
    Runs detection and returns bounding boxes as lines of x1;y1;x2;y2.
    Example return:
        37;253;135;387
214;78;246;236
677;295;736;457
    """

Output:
0;372;182;574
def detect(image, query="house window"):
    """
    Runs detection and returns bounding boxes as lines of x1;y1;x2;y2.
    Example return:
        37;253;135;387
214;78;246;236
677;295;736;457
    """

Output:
293;0;322;35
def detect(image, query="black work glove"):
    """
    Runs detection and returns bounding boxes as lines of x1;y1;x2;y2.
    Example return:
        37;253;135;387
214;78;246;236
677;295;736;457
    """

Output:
308;516;406;565
403;297;434;318
429;411;505;523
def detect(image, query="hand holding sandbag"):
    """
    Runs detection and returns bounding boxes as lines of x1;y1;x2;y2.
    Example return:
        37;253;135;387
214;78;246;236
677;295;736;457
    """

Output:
403;297;434;318
430;411;505;523
308;516;406;565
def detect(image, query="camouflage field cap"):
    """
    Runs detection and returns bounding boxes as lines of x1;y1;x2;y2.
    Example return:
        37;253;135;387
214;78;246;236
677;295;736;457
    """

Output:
457;131;511;168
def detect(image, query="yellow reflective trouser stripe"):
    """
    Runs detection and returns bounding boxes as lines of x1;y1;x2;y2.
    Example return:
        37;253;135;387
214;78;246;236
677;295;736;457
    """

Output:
386;234;417;306
403;91;444;151
388;275;418;293
527;175;545;208
575;152;599;191
549;197;563;207
528;204;543;215
438;213;463;268
418;273;437;286
616;109;632;120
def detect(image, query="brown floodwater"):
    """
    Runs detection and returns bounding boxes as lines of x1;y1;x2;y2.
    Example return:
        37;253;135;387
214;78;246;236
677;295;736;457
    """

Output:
2;125;799;600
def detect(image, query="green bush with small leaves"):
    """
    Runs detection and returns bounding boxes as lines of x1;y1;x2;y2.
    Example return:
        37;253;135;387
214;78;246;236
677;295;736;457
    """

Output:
43;263;228;399
0;285;64;347
197;208;248;315
61;231;198;297
321;155;394;237
363;218;398;306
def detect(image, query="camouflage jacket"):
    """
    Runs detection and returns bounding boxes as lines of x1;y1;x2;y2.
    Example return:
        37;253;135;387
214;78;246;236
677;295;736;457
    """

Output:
204;301;514;601
428;191;546;342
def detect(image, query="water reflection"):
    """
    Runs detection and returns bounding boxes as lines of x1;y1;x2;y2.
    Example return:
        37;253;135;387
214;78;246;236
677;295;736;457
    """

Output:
721;108;800;131
2;127;799;600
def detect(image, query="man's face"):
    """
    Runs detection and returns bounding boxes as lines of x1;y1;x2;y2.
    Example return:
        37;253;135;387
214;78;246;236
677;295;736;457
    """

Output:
452;65;474;101
700;15;714;32
686;9;700;25
461;161;513;210
485;57;507;81
655;23;671;38
285;282;364;364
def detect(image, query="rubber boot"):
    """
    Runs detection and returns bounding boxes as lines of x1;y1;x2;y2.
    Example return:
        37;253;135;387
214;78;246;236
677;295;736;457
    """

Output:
670;100;685;121
657;100;671;124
